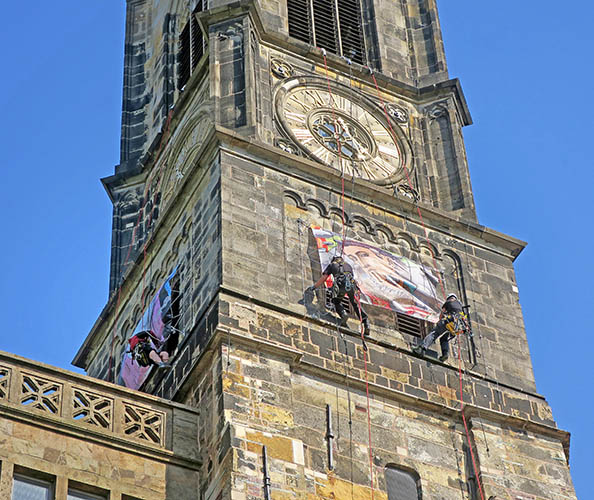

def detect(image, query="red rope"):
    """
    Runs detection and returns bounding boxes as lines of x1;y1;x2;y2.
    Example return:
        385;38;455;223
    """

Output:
321;51;348;252
457;339;486;500
365;67;486;496
321;50;374;498
107;110;174;382
355;294;375;500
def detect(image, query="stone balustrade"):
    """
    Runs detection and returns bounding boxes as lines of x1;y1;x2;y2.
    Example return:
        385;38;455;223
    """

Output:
0;351;200;466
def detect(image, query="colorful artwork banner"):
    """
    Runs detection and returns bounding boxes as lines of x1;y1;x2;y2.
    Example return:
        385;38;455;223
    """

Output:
311;227;442;322
119;268;177;390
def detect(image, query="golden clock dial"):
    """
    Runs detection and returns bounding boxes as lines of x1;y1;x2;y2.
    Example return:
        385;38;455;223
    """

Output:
276;81;409;186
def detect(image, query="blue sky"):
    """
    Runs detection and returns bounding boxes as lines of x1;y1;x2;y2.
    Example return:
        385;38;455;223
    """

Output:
0;2;591;498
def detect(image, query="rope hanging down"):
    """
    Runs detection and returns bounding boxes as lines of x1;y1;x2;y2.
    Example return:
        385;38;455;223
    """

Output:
321;50;348;254
355;293;375;500
365;68;446;301
456;339;486;500
321;49;375;499
318;54;486;498
363;69;486;499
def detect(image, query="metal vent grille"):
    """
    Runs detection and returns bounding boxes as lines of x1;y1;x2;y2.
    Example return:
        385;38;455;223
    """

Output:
178;22;192;89
325;289;428;337
287;0;310;44
287;0;365;64
312;0;338;54
325;288;353;313
395;312;427;338
178;1;206;90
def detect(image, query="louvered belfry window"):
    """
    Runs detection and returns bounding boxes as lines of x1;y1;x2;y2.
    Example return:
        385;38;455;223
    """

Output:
287;0;366;65
178;1;207;90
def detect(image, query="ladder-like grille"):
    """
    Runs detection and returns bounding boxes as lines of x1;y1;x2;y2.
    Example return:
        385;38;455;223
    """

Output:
178;1;206;90
287;0;365;64
325;289;428;337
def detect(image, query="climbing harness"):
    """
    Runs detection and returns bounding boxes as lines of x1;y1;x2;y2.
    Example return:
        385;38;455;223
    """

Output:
333;259;355;294
129;330;161;368
445;311;470;337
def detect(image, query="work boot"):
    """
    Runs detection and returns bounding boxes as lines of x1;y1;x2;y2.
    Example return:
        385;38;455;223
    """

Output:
439;352;449;362
412;345;425;356
362;319;370;337
339;313;349;327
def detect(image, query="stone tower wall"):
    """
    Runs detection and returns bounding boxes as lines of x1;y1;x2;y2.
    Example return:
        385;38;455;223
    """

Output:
70;1;579;499
218;144;533;393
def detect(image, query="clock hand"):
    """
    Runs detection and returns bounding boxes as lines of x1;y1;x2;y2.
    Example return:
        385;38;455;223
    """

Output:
340;122;369;160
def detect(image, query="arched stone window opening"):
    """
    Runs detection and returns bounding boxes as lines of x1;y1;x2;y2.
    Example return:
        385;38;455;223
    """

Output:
442;251;467;304
384;464;421;500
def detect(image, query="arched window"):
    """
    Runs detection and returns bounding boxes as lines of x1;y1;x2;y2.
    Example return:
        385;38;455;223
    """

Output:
385;465;421;500
442;251;465;301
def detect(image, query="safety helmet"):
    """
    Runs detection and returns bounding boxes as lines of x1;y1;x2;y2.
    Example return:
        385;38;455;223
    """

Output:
446;293;458;301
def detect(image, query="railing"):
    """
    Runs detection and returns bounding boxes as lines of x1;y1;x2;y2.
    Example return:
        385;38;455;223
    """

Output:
0;351;199;465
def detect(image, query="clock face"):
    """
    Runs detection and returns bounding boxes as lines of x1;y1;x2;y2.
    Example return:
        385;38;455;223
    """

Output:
275;79;411;186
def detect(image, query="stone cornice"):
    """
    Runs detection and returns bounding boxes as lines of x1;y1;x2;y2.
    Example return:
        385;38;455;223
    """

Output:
217;287;543;401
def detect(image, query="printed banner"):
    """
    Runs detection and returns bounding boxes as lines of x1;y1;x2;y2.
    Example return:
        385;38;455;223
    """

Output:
119;268;177;390
311;227;441;322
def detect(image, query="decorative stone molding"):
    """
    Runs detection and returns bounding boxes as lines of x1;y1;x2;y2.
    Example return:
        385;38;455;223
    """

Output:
270;58;294;79
395;183;420;203
20;372;62;414
72;387;114;430
283;190;454;261
385;104;409;124
123;402;165;445
427;103;448;120
0;366;10;401
275;139;299;155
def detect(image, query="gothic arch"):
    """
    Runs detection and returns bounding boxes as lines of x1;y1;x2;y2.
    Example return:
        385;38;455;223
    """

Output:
119;319;132;341
131;305;142;330
384;463;421;500
419;241;440;260
396;232;418;252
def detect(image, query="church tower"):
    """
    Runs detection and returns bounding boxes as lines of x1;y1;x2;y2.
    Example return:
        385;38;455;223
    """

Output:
73;1;577;499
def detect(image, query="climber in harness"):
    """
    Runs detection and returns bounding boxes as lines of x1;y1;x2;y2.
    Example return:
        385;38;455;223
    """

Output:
128;330;173;369
413;293;469;361
308;255;370;336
